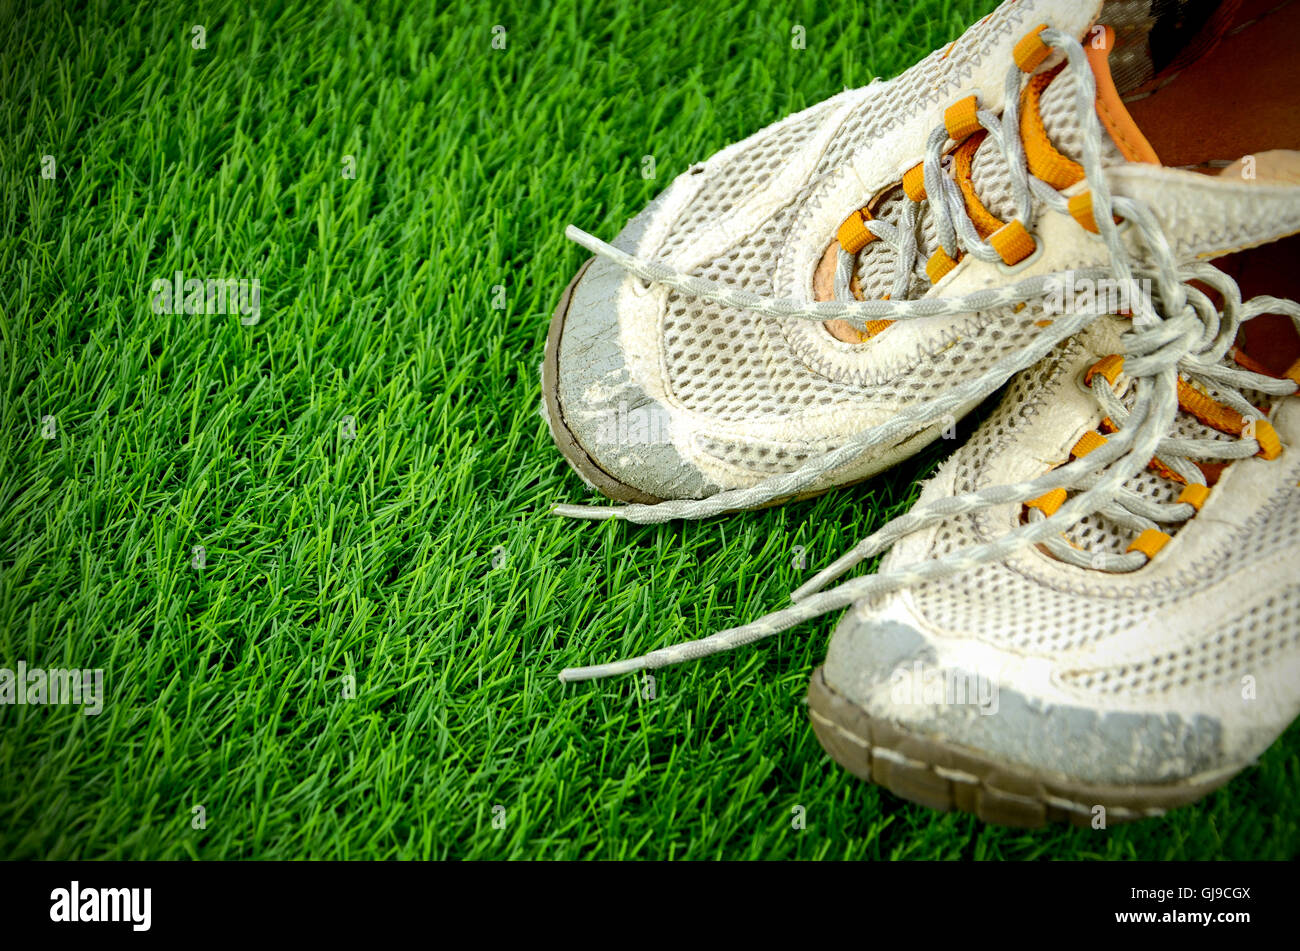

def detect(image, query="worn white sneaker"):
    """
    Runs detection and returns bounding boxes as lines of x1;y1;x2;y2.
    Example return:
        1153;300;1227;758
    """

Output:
556;1;1300;826
545;0;1300;517
807;259;1300;824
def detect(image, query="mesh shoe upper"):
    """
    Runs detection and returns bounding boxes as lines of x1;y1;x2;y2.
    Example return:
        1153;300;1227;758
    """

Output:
823;316;1300;785
549;0;1300;503
550;0;1103;499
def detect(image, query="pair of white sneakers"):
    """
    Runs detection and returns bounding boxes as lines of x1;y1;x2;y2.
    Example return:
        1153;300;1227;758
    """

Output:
542;0;1300;825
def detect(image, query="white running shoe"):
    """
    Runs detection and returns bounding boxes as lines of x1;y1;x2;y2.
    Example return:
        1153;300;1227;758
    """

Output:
546;0;1300;517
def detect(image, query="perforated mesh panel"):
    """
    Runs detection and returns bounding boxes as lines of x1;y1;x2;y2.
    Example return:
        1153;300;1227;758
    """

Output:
816;45;954;178
1061;591;1300;696
693;434;824;473
657;98;840;264
646;4;1131;472
1039;69;1125;166
868;306;1044;402
905;338;1300;668
662;201;862;422
972;139;1018;223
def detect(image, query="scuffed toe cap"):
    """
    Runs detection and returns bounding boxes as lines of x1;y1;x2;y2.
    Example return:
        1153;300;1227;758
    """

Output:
542;194;722;502
822;603;1229;787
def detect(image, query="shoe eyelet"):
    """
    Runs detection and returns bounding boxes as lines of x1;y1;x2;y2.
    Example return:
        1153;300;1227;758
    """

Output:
1074;367;1094;396
994;234;1044;275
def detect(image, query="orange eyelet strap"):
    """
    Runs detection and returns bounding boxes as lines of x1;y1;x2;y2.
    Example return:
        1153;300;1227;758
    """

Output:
1177;483;1210;511
1085;354;1124;388
1147;455;1187;485
837;208;876;254
1127;528;1171;560
1013;25;1052;72
989;219;1036;266
902;163;927;202
1019;68;1085;191
1175;377;1244;435
1284;358;1300;386
1250;419;1282;460
1025;487;1067;516
1067;190;1123;234
953;132;1005;238
944;95;981;141
1070;430;1108;458
1068;192;1097;234
1170;377;1284;461
925;247;959;284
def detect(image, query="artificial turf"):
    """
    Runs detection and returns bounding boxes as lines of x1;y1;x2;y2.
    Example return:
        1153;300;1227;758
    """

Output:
2;0;1297;860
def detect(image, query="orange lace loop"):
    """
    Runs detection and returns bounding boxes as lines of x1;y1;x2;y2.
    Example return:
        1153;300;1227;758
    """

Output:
1020;67;1084;191
856;320;894;340
1068;192;1099;233
1070;430;1108;458
943;95;981;141
925;247;960;284
1127;528;1171;559
836;208;876;254
989;219;1036;266
1086;354;1124;387
1025;487;1067;515
1068;191;1122;234
901;162;926;202
1252;419;1282;460
1177;483;1211;511
1013;25;1052;73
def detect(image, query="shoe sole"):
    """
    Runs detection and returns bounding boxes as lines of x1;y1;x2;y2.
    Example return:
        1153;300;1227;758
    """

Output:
806;665;1241;827
544;259;955;511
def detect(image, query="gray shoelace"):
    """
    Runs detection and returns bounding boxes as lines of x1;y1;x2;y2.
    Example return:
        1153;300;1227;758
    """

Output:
552;28;1300;682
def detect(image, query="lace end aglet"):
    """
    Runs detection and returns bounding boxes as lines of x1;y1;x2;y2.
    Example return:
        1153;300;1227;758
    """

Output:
558;657;648;683
552;503;619;521
565;225;603;253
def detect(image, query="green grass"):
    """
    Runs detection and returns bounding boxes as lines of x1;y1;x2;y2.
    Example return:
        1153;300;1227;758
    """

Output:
1;0;1296;860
